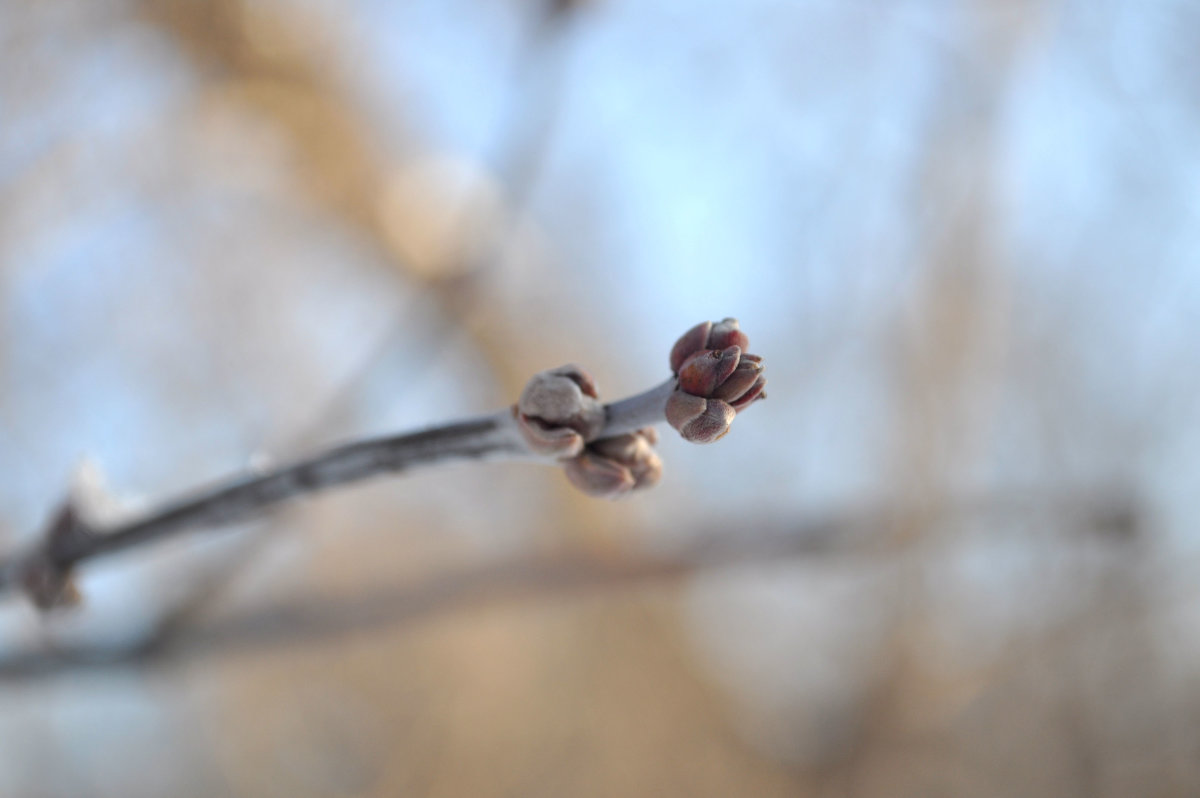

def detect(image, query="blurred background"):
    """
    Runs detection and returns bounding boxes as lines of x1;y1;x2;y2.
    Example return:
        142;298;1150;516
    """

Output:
2;0;1199;795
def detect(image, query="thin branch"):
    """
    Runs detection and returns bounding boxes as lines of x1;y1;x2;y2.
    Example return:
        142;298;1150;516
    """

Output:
0;379;675;603
602;378;677;438
0;491;1142;679
0;314;768;611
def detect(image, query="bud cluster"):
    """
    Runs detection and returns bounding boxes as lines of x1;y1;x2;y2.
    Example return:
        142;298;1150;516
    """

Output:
565;428;662;499
514;317;765;499
517;364;662;499
665;318;766;443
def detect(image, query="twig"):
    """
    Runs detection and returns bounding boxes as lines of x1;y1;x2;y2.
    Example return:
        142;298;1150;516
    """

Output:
0;491;1141;678
0;378;675;603
1;316;768;612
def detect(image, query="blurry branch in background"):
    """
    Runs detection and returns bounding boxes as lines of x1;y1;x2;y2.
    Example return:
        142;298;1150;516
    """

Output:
0;487;1145;680
134;0;577;394
0;320;767;611
123;0;585;650
839;7;1070;780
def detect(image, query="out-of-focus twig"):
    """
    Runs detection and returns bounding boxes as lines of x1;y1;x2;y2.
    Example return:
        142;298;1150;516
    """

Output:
0;489;1150;680
0;523;828;679
133;0;580;396
127;0;584;647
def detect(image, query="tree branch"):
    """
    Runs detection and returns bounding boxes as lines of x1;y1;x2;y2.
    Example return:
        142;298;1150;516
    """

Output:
0;315;767;611
0;379;675;605
0;491;1140;679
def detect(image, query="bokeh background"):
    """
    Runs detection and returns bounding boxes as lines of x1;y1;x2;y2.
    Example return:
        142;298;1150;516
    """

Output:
2;0;1199;795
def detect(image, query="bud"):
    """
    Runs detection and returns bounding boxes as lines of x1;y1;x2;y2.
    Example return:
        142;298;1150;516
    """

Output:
564;428;662;499
669;317;750;373
666;319;766;443
712;353;765;408
517;364;606;458
665;392;737;444
678;347;742;397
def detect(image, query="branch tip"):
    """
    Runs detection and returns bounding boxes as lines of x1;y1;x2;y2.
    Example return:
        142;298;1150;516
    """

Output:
18;501;88;611
666;318;767;443
0;315;766;604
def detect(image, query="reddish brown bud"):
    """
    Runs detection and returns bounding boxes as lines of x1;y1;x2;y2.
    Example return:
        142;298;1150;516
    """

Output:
711;356;764;402
592;428;662;490
669;317;750;373
665;392;736;443
668;319;766;442
564;452;636;498
670;321;713;373
678;347;742;397
517;364;606;457
707;317;750;352
563;428;662;499
674;344;763;414
729;375;767;411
